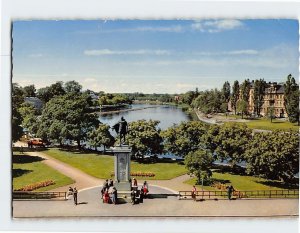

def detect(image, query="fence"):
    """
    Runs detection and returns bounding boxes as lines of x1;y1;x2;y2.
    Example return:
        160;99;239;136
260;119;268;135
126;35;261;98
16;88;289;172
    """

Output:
13;191;67;200
178;189;299;200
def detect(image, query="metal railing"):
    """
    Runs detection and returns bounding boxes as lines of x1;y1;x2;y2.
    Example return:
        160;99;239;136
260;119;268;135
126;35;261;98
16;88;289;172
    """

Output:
178;189;299;200
13;191;67;200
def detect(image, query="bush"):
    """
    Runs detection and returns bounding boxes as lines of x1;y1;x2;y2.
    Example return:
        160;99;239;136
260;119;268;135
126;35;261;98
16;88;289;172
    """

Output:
15;180;55;191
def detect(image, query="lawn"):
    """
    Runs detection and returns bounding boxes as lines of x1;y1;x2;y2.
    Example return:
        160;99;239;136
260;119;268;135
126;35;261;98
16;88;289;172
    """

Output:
243;118;298;131
13;152;74;191
185;170;299;191
43;148;187;180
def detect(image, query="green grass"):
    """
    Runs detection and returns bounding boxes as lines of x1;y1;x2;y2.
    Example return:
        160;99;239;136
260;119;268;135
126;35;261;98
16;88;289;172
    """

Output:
243;118;299;131
185;170;298;191
43;148;187;180
13;152;74;191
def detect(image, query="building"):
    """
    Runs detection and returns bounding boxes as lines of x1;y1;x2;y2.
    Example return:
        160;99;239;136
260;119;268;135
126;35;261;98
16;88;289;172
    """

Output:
24;97;43;110
248;82;287;118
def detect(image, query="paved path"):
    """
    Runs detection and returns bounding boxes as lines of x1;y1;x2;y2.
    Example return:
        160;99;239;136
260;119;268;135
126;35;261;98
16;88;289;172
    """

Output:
13;186;299;217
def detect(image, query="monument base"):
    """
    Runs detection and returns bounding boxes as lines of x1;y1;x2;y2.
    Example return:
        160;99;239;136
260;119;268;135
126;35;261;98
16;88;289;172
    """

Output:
115;181;131;192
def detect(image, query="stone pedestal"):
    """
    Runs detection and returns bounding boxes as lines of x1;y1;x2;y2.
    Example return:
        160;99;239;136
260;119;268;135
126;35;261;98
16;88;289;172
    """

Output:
111;145;132;193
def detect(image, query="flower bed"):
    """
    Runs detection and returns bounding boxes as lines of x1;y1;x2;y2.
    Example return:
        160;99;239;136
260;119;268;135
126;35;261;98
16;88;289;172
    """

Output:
110;171;155;177
15;180;55;191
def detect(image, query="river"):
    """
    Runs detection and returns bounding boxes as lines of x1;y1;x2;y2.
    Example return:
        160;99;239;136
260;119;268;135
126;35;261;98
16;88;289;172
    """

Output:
99;104;191;130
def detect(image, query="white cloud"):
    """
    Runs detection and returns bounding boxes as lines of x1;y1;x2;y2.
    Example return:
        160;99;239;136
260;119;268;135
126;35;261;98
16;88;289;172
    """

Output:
191;20;244;33
84;49;171;56
28;53;43;58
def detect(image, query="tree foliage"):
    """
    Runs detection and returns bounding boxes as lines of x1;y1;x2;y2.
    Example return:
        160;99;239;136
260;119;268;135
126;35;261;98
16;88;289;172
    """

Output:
245;130;299;182
87;124;115;152
203;123;252;165
253;79;266;116
161;121;207;157
37;93;99;147
23;84;36;97
12;83;24;142
185;149;214;185
231;80;240;115
36;81;65;103
126;120;163;159
284;74;299;124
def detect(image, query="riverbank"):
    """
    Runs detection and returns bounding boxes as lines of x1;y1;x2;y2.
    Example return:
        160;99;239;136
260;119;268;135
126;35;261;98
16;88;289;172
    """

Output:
98;105;160;115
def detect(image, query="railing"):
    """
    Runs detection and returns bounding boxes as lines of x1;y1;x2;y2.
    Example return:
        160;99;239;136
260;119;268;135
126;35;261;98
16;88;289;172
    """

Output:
13;191;67;200
178;189;299;200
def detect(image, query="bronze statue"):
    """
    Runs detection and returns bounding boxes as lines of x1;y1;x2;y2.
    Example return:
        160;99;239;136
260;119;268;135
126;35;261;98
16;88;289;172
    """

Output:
113;117;128;145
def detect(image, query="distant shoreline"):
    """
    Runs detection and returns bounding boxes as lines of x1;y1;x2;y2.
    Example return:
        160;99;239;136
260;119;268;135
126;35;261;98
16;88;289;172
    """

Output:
98;105;160;115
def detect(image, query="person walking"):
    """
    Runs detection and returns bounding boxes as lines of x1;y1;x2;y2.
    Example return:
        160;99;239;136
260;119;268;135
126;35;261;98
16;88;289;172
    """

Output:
226;184;235;200
73;187;78;205
191;185;197;201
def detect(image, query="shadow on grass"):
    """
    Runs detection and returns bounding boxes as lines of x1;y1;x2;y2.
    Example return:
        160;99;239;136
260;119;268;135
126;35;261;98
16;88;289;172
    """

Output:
212;164;246;176
12;154;45;164
12;168;33;178
13;147;49;153
256;180;299;190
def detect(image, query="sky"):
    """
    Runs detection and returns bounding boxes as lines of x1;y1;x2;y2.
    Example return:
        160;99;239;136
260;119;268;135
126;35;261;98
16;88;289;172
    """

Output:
12;19;299;94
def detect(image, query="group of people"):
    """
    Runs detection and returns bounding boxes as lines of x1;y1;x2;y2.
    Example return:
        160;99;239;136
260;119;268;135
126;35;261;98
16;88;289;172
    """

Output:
132;178;149;196
67;187;78;205
101;179;118;205
131;178;149;204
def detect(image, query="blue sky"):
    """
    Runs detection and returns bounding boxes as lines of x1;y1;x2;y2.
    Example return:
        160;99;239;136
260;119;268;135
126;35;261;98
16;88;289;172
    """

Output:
13;19;298;93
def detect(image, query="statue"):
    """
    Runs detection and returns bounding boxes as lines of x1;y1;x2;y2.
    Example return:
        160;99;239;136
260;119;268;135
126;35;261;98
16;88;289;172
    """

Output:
113;116;128;145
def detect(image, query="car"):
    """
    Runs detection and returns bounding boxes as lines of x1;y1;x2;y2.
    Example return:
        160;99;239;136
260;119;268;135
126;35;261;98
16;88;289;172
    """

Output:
28;138;45;147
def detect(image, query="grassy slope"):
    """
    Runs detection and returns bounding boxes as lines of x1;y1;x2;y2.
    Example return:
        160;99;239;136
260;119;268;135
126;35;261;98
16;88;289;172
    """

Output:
13;152;74;191
43;148;187;180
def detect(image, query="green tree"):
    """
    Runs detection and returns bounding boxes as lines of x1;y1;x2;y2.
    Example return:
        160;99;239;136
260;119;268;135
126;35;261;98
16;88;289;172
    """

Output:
37;81;65;103
23;84;36;97
37;93;99;148
267;106;275;123
284;74;299;124
253;79;266;116
185;150;214;185
231;80;239;115
203;123;252;165
161;121;207;157
12;83;24;142
18;103;39;135
126;120;163;160
245;130;299;182
222;81;231;103
87;124;115;152
64;80;82;94
237;99;248;119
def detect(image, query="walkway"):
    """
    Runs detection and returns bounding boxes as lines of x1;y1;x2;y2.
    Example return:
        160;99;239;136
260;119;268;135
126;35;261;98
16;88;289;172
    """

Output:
13;185;299;217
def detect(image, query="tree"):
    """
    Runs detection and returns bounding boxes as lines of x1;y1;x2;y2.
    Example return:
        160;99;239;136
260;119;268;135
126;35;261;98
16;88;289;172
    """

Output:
87;124;115;152
126;120;163;160
202;123;252;166
18;103;39;135
240;79;251;102
267;106;275;123
37;93;99;148
284;74;299;124
161;121;207;157
12;83;24;142
253;79;266;116
64;80;82;94
185;150;214;185
237;99;248;119
231;80;239;115
23;84;36;97
37;81;65;103
222;81;231;103
192;89;225;114
245;130;299;182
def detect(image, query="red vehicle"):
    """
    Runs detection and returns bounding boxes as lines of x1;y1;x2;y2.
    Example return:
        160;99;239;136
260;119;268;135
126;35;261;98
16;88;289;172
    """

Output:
28;138;45;147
